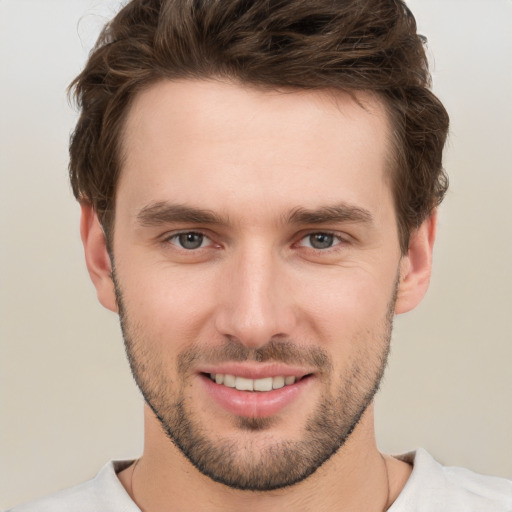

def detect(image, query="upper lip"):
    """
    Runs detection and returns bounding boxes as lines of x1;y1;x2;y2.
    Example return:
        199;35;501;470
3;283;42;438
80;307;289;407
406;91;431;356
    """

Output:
198;363;314;380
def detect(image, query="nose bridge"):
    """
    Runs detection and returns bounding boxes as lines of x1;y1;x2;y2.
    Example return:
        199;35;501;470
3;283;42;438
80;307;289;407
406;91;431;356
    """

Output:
215;241;295;347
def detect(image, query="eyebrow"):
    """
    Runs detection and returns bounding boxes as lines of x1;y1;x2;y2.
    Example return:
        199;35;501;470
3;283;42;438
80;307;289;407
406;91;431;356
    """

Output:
136;202;228;227
136;201;373;228
286;203;373;226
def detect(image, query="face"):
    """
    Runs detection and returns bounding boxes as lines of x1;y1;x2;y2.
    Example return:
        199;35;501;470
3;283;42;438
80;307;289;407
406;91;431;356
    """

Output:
108;80;404;490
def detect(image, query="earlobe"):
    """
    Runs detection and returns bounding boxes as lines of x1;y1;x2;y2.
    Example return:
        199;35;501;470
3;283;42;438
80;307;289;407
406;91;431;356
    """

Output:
395;210;437;315
80;202;118;313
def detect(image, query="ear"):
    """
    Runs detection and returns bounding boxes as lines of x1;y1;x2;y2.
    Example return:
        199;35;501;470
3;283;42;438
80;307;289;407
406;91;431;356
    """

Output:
395;210;437;315
80;202;118;313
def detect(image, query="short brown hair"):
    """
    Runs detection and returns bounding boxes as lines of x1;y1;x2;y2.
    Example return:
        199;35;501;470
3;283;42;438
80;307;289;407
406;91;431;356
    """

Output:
69;0;449;253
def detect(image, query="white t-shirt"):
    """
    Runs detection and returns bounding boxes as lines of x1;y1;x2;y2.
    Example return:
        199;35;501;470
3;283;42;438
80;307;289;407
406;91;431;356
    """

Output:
8;449;512;511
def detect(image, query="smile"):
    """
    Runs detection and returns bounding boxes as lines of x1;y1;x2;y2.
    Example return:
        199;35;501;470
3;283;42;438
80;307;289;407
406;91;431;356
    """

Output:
201;370;314;417
209;373;297;392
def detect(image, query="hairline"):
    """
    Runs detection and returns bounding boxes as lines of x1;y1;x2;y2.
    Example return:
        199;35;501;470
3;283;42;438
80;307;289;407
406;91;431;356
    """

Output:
101;76;407;253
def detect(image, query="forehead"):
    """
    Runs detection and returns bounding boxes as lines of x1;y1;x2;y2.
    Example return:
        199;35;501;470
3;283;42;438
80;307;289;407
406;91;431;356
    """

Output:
119;79;393;224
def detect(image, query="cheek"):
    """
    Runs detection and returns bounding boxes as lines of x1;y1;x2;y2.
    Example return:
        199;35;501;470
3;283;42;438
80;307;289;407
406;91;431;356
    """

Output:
295;271;395;387
117;261;221;346
288;266;396;378
115;243;399;356
293;267;396;329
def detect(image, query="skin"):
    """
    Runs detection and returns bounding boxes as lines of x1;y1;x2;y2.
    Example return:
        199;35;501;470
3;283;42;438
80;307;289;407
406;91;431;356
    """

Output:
81;79;436;511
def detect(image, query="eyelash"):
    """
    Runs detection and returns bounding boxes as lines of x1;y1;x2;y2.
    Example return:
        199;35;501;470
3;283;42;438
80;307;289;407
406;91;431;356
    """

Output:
162;230;348;252
164;231;214;250
296;231;346;251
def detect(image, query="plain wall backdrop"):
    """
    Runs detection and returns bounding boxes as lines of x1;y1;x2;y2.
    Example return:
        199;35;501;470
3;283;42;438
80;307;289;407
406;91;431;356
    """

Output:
1;0;511;509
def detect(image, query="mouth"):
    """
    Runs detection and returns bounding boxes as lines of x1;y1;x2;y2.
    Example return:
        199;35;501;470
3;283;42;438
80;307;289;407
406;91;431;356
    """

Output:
206;373;303;392
199;368;314;418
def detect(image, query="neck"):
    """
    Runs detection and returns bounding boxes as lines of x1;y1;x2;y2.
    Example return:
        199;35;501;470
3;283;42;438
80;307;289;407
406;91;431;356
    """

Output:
118;404;411;512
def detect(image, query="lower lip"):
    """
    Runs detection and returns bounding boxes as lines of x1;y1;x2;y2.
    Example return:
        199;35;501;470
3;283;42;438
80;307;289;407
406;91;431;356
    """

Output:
200;374;313;418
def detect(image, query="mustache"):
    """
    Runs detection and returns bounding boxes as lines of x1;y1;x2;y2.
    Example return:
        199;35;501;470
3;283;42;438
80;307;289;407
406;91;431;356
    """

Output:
177;336;332;375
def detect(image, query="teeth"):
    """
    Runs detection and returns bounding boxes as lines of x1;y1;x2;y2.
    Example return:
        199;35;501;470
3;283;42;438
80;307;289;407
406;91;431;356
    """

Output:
223;374;236;387
235;376;253;391
253;377;273;392
273;376;285;389
210;374;298;391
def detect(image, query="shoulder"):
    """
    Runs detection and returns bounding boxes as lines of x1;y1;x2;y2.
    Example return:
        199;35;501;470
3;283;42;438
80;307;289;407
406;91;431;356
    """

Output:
391;448;512;512
7;461;139;512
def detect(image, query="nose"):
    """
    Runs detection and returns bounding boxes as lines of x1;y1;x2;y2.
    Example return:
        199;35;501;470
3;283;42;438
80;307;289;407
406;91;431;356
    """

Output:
214;245;297;349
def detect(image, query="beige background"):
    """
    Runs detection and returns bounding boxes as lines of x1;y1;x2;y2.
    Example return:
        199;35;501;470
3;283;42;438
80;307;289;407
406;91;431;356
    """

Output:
1;0;511;509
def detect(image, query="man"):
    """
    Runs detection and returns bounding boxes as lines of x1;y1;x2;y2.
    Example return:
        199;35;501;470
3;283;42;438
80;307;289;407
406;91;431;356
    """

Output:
9;0;511;510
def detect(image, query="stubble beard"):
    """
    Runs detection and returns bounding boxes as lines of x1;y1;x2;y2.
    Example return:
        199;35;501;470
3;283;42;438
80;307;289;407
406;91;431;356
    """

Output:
113;272;396;492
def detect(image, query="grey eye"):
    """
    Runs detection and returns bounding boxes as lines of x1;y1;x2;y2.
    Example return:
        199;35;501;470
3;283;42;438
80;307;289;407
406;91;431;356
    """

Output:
308;233;335;249
177;232;204;250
